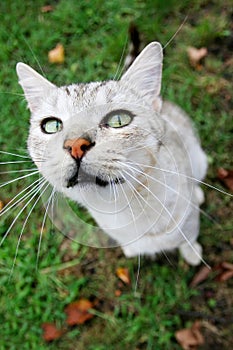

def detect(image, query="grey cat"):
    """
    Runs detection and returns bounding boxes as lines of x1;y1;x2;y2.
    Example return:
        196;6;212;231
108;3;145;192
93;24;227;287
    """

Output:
16;42;208;265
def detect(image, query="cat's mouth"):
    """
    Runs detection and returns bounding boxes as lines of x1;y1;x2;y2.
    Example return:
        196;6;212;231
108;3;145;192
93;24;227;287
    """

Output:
66;168;124;188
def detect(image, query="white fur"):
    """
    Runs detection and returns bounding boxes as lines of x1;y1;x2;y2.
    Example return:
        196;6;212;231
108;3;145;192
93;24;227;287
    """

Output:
16;42;207;265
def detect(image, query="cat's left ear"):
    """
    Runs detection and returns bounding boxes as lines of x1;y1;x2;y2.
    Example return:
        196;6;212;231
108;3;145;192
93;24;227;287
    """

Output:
16;63;56;112
121;42;163;111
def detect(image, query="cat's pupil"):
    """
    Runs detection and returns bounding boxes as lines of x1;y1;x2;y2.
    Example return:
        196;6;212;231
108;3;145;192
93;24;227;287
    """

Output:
106;111;132;128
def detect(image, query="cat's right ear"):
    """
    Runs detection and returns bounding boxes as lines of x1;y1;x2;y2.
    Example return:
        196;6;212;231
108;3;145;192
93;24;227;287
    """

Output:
16;63;56;112
121;42;163;111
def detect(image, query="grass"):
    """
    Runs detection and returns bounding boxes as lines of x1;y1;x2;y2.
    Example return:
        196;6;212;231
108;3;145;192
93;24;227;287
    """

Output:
0;0;232;349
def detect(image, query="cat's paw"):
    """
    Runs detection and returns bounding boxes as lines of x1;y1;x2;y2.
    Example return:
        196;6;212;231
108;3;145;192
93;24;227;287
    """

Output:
195;186;205;205
179;241;203;266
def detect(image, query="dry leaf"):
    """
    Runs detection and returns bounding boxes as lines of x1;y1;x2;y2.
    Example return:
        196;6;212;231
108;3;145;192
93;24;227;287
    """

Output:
41;5;54;13
115;289;122;297
217;167;233;191
190;266;211;287
48;43;65;64
0;200;4;211
215;261;233;282
187;47;208;68
175;321;204;350
65;298;94;326
116;267;130;285
41;322;64;342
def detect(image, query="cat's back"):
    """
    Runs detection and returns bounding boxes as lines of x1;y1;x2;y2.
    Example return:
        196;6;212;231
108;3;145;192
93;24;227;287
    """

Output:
161;101;207;181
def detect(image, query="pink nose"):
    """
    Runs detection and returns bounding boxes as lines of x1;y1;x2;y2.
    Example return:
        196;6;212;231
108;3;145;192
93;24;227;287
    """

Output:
64;138;93;159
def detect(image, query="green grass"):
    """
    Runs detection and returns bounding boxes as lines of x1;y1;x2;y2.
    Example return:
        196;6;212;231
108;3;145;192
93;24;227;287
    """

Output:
0;1;233;349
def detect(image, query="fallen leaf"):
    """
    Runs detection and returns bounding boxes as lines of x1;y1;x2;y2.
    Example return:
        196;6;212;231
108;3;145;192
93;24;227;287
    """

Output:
41;5;54;13
41;322;64;342
215;261;233;282
65;298;94;326
115;289;122;297
175;321;204;350
217;269;233;282
187;46;208;68
48;43;65;64
116;267;130;285
0;200;4;211
190;266;211;287
217;167;233;191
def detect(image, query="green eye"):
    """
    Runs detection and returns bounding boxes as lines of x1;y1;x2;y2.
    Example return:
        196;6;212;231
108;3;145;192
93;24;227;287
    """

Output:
107;112;132;128
41;117;63;134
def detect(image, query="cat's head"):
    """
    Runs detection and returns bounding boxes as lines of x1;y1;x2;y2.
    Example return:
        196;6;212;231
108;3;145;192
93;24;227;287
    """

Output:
16;42;164;203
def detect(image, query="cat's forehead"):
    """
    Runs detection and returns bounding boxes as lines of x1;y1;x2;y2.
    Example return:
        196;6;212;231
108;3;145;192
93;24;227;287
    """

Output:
61;80;117;108
49;80;137;122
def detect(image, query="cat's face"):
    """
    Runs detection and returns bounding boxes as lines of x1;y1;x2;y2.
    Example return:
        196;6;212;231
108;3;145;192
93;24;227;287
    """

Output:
16;42;164;203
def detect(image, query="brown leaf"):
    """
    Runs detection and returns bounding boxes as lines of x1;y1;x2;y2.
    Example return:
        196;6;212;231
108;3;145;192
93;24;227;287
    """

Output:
65;298;94;326
41;5;54;13
190;266;211;287
215;261;233;282
116;267;131;285
217;167;233;191
0;200;4;211
115;289;122;297
41;322;64;342
217;270;233;282
48;43;65;64
187;47;208;68
175;321;204;350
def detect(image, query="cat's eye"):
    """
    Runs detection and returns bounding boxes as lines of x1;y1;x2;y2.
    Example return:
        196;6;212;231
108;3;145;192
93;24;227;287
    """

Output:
106;111;132;128
41;117;63;134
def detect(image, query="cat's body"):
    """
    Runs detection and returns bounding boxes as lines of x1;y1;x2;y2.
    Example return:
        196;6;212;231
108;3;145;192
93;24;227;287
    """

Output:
16;42;207;265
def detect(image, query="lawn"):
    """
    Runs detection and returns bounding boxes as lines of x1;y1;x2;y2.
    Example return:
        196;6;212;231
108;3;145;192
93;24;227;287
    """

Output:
0;0;232;349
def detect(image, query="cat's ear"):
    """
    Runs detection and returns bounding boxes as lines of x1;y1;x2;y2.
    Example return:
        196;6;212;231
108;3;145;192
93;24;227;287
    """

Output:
121;42;163;111
16;63;56;112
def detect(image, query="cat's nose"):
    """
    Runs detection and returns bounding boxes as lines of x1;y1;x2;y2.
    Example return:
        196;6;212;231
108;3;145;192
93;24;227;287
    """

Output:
64;138;95;160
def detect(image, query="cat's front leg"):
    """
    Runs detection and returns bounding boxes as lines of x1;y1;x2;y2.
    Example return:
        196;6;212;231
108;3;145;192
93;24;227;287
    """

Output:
179;241;203;266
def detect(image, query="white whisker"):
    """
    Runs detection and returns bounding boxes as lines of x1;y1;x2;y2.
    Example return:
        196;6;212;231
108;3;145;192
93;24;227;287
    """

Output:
0;160;33;165
0;179;47;248
124;160;233;197
119;161;221;228
0;170;39;188
9;181;50;277
0;151;30;159
122;167;210;268
0;177;44;217
36;186;56;269
0;168;37;175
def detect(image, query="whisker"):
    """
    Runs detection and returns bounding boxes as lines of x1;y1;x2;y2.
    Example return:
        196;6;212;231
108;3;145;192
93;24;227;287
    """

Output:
0;151;31;159
0;168;37;175
163;14;189;50
36;186;56;269
124;160;233;197
134;253;141;295
0;177;44;217
0;179;47;248
120;170;176;263
0;170;39;188
0;160;33;165
21;34;45;76
119;161;221;228
122;167;210;268
113;34;129;80
9;181;49;278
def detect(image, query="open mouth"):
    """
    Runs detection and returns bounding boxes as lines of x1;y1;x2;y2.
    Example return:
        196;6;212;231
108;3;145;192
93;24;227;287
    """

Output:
66;169;124;188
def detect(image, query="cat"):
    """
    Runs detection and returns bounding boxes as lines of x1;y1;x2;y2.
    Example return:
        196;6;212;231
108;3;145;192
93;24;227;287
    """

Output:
16;41;208;266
